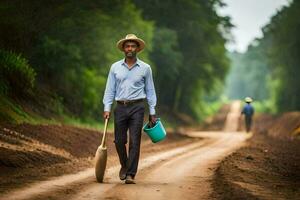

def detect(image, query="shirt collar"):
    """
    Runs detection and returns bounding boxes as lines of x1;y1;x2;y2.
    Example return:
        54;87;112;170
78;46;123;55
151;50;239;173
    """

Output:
122;58;141;68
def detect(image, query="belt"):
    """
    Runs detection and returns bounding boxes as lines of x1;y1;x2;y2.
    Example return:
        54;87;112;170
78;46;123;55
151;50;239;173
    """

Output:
117;99;144;105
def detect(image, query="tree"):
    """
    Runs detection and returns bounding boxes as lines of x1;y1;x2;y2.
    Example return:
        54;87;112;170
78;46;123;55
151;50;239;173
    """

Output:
134;0;231;118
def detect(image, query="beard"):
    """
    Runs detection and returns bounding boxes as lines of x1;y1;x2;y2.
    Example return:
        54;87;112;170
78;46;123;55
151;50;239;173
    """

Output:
125;51;136;58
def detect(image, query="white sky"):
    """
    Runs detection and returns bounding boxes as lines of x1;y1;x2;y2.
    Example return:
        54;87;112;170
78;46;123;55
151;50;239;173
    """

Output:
218;0;290;53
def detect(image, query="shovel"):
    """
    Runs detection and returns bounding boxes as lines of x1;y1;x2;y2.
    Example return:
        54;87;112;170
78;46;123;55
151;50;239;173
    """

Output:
95;118;109;183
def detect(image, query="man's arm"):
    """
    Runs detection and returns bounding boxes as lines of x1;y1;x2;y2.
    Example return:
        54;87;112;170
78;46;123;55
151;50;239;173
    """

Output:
103;66;116;119
145;66;157;124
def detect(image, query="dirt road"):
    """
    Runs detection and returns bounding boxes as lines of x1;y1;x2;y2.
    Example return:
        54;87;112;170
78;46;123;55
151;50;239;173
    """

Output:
1;101;251;200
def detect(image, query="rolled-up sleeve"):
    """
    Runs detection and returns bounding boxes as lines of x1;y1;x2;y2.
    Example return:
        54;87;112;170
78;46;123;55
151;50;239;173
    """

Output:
103;66;116;112
145;66;157;115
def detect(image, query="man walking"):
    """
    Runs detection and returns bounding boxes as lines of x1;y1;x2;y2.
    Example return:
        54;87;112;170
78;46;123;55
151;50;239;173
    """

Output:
103;34;157;184
241;97;254;133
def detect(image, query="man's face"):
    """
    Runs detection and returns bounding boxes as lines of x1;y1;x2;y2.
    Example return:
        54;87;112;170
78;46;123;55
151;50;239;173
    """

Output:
123;41;138;58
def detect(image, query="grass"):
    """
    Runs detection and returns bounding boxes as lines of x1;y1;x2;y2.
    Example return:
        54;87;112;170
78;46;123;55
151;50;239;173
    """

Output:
0;95;107;131
0;94;186;132
0;96;34;123
61;115;113;131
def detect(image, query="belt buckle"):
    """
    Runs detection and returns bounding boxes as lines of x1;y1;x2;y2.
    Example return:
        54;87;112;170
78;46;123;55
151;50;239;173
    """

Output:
119;100;136;105
121;100;129;105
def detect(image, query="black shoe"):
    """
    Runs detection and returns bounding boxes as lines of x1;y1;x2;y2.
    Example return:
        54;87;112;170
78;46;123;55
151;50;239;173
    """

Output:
125;175;136;184
119;167;127;180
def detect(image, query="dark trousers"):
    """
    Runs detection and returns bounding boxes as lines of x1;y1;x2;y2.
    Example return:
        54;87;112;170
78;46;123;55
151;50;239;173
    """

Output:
113;101;145;177
245;116;252;132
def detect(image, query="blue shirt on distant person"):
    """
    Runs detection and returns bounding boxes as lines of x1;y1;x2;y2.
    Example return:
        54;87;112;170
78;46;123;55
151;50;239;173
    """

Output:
241;104;254;117
103;58;157;115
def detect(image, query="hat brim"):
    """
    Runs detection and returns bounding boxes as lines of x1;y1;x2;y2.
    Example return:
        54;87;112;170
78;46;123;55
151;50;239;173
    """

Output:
117;38;145;52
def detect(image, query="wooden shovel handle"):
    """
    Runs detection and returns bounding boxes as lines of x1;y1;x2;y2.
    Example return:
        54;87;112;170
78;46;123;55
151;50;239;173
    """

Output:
100;118;109;148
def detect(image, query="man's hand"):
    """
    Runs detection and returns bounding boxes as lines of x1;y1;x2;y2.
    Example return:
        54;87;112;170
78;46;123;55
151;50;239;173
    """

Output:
103;111;110;119
149;115;157;127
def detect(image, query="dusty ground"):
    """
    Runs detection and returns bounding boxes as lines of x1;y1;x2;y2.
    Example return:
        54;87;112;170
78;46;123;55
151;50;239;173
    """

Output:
1;102;299;200
0;122;196;194
0;103;236;200
0;132;250;200
212;113;300;200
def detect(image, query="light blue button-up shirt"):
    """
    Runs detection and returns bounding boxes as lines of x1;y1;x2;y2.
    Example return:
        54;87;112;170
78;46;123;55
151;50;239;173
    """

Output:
103;58;157;115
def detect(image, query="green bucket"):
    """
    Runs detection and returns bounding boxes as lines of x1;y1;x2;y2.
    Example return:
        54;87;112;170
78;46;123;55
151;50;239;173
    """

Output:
143;118;166;143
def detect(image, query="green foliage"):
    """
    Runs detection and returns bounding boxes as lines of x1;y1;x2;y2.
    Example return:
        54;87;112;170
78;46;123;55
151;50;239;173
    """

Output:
252;100;276;114
0;95;33;123
253;1;300;112
265;1;300;112
0;50;36;96
0;0;231;122
226;1;300;113
151;27;183;110
134;0;231;118
194;99;224;122
61;114;113;131
225;44;270;101
6;0;153;119
76;68;106;117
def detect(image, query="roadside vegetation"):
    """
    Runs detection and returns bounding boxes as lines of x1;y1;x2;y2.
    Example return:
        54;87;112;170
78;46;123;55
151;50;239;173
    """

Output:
0;0;231;127
1;0;299;126
225;1;300;114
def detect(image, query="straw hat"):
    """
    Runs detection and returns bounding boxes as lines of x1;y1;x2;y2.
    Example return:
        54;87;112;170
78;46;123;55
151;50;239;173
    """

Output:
245;97;253;103
117;34;145;52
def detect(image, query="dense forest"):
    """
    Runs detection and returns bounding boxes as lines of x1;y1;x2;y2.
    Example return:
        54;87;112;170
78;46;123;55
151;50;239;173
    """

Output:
0;0;231;122
1;0;299;124
225;0;300;113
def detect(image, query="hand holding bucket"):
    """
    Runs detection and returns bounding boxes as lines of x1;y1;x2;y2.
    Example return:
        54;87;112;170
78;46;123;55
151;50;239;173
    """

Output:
143;118;166;143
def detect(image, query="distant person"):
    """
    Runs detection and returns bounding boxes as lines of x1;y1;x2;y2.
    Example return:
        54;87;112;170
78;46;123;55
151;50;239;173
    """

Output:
102;34;157;184
241;97;254;132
